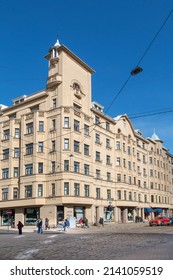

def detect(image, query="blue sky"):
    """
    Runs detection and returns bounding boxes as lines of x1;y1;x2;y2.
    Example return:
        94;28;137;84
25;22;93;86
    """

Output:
0;1;173;152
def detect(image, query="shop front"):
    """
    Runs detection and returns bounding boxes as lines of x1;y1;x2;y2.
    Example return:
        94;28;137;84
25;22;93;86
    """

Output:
1;209;15;226
24;207;40;225
74;206;84;221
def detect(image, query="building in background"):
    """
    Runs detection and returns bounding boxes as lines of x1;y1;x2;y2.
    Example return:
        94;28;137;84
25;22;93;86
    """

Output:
0;40;173;227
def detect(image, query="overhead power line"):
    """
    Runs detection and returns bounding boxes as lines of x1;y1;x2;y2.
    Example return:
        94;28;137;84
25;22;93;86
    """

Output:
105;7;173;114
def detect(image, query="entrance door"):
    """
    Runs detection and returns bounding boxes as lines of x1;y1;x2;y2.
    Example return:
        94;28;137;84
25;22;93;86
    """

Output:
57;206;64;222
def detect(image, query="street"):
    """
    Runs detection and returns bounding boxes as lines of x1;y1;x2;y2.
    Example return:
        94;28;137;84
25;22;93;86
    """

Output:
0;223;173;260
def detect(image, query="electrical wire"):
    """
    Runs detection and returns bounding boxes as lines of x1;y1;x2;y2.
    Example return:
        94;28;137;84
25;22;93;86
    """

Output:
105;7;173;114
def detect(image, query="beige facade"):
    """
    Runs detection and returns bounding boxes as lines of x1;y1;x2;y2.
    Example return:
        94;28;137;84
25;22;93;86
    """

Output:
0;40;173;227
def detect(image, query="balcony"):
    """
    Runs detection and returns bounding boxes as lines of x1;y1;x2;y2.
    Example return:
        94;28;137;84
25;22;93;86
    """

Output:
47;74;62;88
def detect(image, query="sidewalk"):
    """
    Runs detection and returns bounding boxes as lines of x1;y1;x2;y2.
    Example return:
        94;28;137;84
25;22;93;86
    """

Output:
0;221;148;234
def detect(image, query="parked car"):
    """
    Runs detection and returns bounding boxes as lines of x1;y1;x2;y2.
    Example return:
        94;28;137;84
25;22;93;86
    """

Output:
149;216;170;226
169;217;173;225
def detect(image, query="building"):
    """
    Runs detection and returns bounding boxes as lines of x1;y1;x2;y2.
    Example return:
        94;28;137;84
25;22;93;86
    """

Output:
0;40;173;227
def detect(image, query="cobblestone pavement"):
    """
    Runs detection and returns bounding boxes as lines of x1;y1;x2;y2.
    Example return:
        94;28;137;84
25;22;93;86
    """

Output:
0;223;173;260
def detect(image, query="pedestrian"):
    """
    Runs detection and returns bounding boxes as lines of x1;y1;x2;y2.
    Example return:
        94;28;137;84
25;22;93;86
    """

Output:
37;218;43;234
99;217;104;227
83;217;89;228
17;221;24;235
63;218;70;232
45;218;50;230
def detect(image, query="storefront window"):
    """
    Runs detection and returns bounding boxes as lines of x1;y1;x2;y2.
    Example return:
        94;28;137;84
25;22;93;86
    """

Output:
74;207;84;221
1;209;14;226
25;208;39;225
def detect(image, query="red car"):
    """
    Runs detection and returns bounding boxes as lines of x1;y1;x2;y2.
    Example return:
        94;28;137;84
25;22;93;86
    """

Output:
149;216;170;226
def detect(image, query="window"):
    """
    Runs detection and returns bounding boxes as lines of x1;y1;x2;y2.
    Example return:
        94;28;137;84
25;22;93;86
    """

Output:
4;129;10;140
95;133;100;144
38;142;43;153
25;164;33;175
95;115;100;125
74;119;80;131
106;138;110;148
96;151;101;161
2;188;8;200
13;188;18;199
128;176;132;184
74;161;80;173
74;183;80;196
2;168;9;179
124;174;126;182
38;163;43;174
150;169;153;177
127;146;131;155
3;149;9;160
84;144;89;156
64;139;69;150
51;140;56;151
38;184;43;197
117;190;121;200
96;169;100;179
144;195;147;203
151;195;154;203
128;161;131;170
64;160;69;171
64;117;69;128
26;123;33;134
84;164;89;175
14;148;19;158
64;182;69;195
117;174;121;182
15;128;20;138
39;121;44;132
107;172;111;181
52;161;56;173
52;119;56;130
13;167;19;177
106;122;110;131
26;143;33;155
84;185;89;197
124;191;127;200
84;124;89;136
107;189;111;199
116;141;120;150
116;157;121;166
51;184;55;196
96;188;100;199
74;140;80;153
150;182;153;189
129;192;132;200
25;185;32;198
138;193;141;201
106;155;111;165
52;98;57;109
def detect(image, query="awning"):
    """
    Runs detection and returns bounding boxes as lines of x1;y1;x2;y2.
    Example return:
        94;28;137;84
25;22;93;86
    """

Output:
154;208;162;213
144;208;153;213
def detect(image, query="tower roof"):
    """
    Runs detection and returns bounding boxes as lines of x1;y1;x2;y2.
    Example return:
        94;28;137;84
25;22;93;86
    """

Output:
151;131;162;142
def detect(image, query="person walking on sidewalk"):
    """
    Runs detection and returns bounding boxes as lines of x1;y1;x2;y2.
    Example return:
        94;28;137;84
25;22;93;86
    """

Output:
17;221;24;235
45;218;50;230
63;219;70;232
99;217;104;227
37;219;43;234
